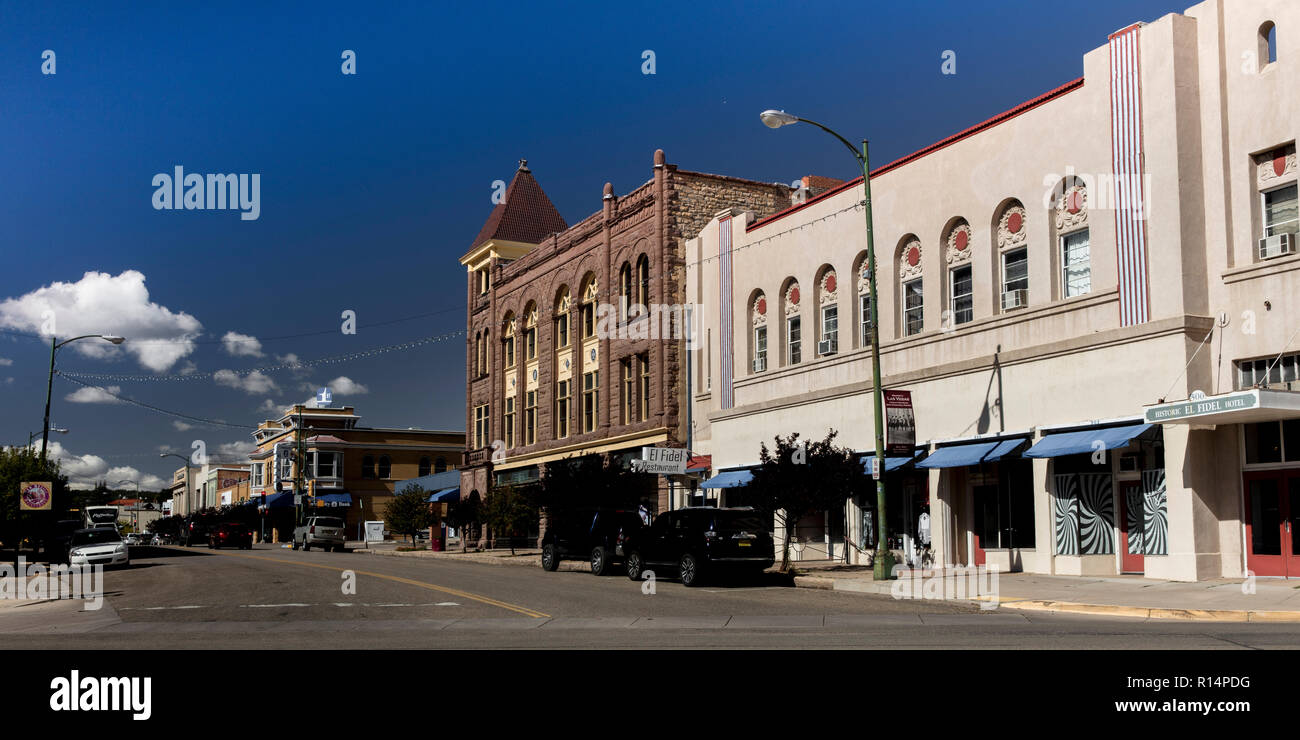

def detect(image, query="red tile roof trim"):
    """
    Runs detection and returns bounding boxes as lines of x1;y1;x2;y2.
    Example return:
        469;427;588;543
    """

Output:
747;77;1085;233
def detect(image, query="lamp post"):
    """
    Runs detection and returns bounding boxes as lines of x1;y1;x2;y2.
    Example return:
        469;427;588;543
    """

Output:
29;427;68;448
160;452;191;517
760;110;894;580
41;334;125;464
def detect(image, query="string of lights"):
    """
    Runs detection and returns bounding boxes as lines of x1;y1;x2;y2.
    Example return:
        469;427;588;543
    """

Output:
59;329;466;382
59;374;257;430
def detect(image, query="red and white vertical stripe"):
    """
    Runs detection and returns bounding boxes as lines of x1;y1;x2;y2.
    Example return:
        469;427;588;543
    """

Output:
1109;23;1151;326
718;217;734;409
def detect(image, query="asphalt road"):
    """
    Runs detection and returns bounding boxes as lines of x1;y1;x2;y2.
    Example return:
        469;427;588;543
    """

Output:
3;544;1300;649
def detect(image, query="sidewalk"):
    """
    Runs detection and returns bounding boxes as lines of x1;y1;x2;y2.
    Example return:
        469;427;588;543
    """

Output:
788;561;1300;621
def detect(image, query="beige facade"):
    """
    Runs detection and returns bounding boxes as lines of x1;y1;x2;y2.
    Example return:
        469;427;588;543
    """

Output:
687;0;1300;581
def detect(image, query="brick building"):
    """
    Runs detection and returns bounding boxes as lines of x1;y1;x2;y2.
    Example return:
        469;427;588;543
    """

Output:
459;151;791;526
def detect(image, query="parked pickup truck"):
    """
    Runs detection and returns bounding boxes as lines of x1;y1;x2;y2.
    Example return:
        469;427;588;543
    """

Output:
292;516;346;552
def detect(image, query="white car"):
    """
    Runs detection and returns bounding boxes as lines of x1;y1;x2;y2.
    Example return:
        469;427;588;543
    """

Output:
68;528;129;568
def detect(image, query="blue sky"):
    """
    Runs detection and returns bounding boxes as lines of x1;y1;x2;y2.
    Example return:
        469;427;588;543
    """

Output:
0;0;1186;488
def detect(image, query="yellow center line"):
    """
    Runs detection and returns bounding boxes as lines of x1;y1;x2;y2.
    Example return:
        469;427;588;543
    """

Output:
164;546;550;619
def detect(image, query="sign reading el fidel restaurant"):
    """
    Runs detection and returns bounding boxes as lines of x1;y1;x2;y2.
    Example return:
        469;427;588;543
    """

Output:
884;390;915;456
1143;390;1258;423
635;447;688;475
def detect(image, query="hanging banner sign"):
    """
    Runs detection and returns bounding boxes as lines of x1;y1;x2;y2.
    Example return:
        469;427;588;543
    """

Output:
884;390;916;456
20;482;53;511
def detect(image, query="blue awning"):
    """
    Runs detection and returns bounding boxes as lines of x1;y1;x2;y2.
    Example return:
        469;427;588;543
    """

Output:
313;492;352;507
427;487;459;503
262;491;294;509
917;441;1000;469
701;469;754;489
1024;423;1153;459
861;449;924;473
917;438;1029;469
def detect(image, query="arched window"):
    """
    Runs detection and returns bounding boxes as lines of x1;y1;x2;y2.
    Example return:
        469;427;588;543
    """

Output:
1052;177;1090;298
377;455;391;479
554;287;570;348
636;255;650;308
943;219;973;328
580;274;598;339
1260;21;1278;67
435;457;447;473
362;455;376;479
815;266;838;355
750;291;768;373
418;457;431;477
502;313;516;368
852;251;872;349
995;200;1029;312
618;262;633;318
782;279;802;365
524;303;538;361
897;235;924;337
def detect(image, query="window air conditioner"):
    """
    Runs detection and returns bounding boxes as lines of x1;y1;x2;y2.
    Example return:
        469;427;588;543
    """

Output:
1259;233;1297;261
1001;289;1028;311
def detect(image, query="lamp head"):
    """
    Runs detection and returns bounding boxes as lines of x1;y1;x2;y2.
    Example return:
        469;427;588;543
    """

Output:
102;335;125;345
760;110;799;129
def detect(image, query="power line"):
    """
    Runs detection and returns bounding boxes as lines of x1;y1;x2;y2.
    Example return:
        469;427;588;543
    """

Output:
59;374;257;430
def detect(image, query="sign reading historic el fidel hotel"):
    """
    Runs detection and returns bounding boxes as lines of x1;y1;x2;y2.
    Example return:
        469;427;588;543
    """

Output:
1143;390;1258;423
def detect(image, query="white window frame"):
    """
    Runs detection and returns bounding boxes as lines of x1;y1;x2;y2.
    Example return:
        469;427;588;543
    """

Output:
1262;182;1298;238
1002;247;1028;296
949;266;973;326
1060;229;1091;298
821;304;838;348
859;293;872;348
754;325;767;369
902;279;923;336
787;315;801;365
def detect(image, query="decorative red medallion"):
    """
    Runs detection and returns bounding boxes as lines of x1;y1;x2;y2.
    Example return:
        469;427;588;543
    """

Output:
906;247;920;267
1007;211;1023;234
788;286;800;305
1274;152;1288;178
756;297;766;315
954;230;968;251
1066;190;1083;214
824;274;836;293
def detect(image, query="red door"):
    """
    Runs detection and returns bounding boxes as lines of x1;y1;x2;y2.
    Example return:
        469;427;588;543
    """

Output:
1243;470;1300;578
1119;480;1144;574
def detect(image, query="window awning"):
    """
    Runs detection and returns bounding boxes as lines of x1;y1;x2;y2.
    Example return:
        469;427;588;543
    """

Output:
918;438;1028;468
700;469;754;489
262;491;294;509
1023;423;1152;459
861;449;924;473
312;492;353;507
426;487;460;503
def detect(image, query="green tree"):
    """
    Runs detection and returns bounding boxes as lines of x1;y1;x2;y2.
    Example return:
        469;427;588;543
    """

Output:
0;446;71;558
484;485;538;555
747;430;864;572
446;492;482;552
385;484;433;546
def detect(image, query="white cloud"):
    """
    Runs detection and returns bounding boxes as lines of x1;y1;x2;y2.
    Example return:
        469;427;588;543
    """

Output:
0;270;202;372
172;420;193;431
64;385;123;404
277;353;310;377
0;357;12;366
302;376;368;396
214;441;255;463
258;398;285;415
214;369;279;395
178;361;198;375
106;466;167;491
222;331;264;357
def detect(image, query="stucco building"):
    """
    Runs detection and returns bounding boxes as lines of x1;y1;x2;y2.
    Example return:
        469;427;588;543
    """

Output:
687;0;1300;581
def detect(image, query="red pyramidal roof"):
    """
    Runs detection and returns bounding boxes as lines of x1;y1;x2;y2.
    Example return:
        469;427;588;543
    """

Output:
469;160;569;249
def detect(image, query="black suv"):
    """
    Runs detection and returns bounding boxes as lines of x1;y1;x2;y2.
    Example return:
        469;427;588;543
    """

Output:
623;507;774;587
541;508;647;576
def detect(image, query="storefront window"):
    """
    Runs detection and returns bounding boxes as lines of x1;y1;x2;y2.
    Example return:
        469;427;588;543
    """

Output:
974;460;1035;549
1245;421;1284;464
1053;454;1114;555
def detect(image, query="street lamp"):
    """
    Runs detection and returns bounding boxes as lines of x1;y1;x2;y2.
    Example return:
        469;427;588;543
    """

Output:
29;427;68;447
760;109;894;580
160;452;191;517
41;334;125;464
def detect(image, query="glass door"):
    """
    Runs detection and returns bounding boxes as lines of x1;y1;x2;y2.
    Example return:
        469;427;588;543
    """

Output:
1243;470;1300;577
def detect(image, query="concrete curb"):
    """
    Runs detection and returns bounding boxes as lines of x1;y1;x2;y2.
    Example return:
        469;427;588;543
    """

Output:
788;574;1300;622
